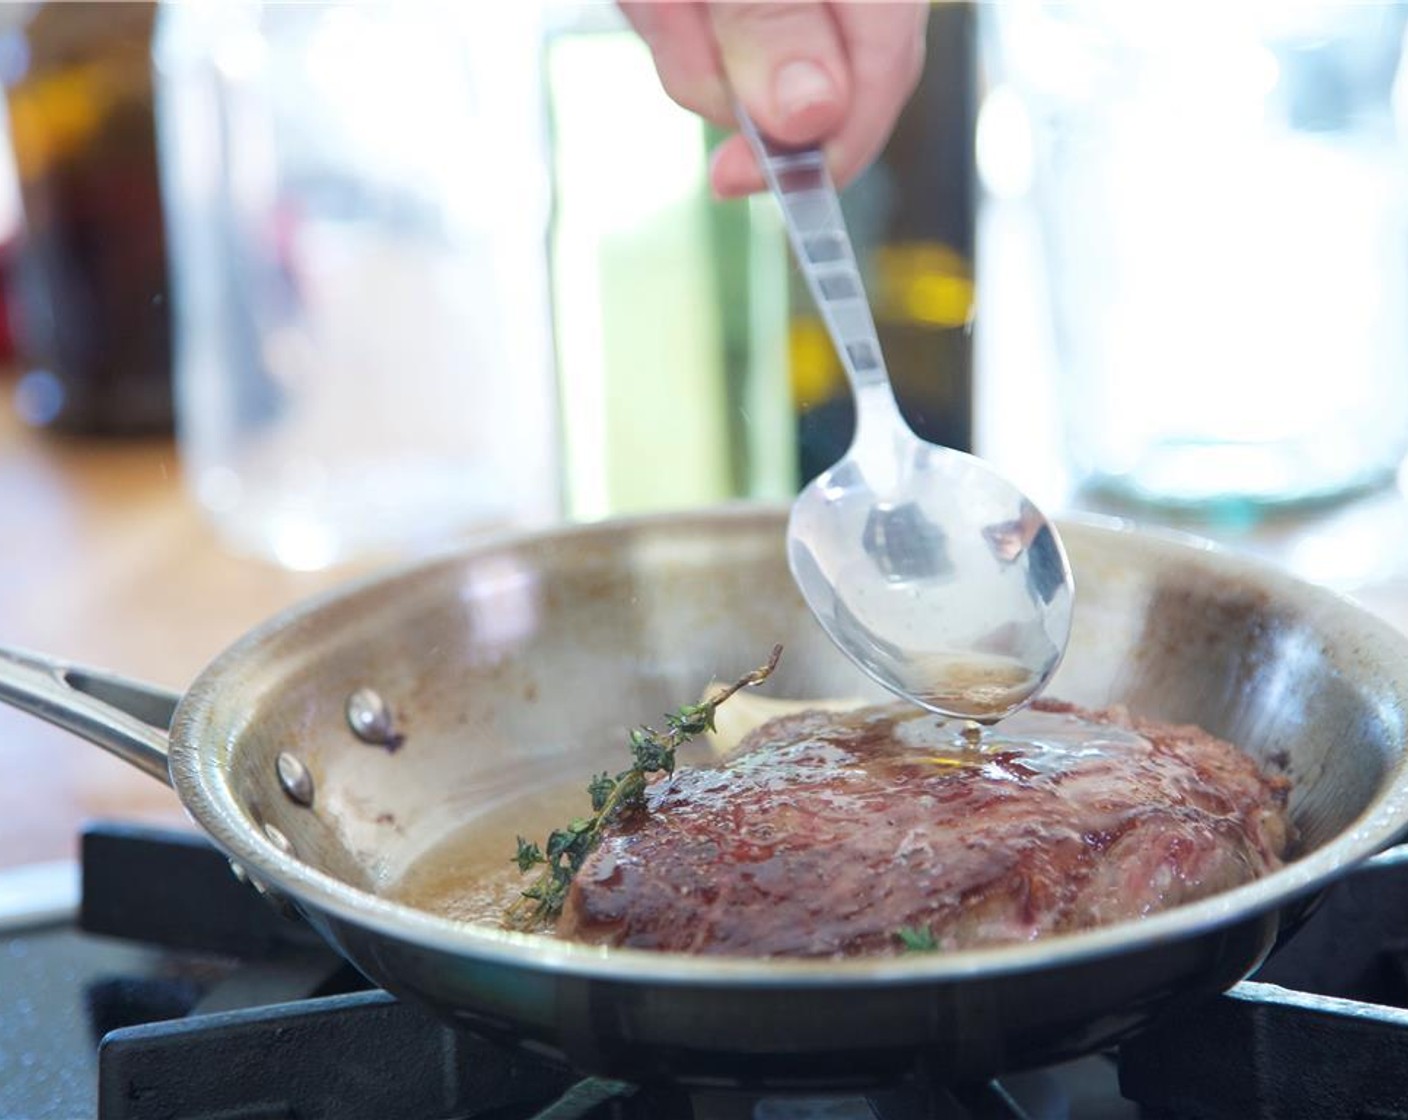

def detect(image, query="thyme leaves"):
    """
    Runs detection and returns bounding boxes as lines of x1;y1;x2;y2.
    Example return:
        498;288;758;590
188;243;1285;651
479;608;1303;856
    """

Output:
896;925;939;952
506;645;783;930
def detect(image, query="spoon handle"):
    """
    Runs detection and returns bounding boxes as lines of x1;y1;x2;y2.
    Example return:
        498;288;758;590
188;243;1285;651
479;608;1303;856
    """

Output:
735;108;893;406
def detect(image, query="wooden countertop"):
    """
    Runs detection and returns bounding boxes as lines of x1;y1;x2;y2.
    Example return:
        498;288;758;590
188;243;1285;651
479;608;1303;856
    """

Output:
0;396;384;869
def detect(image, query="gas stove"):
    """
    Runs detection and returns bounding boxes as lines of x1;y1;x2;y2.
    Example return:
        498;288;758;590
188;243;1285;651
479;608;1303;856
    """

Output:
4;823;1408;1120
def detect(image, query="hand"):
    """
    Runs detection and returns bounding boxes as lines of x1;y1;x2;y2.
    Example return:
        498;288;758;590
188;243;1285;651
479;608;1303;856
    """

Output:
620;1;928;198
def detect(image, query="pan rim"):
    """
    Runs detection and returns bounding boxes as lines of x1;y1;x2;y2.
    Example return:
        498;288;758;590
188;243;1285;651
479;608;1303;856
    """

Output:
169;504;1408;987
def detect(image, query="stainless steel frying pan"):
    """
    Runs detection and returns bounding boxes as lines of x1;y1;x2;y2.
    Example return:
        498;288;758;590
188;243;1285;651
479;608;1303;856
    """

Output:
4;507;1408;1088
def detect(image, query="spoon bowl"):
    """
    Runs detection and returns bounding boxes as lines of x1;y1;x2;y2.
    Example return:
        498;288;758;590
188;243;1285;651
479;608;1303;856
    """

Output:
789;429;1073;722
738;110;1073;721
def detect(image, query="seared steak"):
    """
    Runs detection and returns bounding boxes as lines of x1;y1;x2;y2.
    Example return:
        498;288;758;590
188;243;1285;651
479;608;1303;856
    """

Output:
557;699;1292;957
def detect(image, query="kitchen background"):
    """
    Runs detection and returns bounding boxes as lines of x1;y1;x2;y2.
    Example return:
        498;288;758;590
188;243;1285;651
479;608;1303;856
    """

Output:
5;0;1408;873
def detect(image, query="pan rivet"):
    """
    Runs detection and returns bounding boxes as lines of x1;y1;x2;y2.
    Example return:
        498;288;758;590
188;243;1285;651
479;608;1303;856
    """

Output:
346;687;401;750
263;822;294;855
276;751;315;807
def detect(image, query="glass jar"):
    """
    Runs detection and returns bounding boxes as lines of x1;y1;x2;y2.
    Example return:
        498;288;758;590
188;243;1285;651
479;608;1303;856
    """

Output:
153;1;560;569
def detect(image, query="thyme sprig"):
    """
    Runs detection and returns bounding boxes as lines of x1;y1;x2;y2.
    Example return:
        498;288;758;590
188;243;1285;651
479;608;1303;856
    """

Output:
506;645;783;930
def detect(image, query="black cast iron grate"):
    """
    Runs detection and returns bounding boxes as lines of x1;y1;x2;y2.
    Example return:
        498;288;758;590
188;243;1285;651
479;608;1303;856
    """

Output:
80;824;1408;1120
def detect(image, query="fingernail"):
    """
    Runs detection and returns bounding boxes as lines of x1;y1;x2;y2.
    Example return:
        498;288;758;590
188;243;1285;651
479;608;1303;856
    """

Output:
773;59;837;122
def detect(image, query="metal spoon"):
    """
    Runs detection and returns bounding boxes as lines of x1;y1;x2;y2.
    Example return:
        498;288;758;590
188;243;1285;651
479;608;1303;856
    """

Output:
737;109;1073;723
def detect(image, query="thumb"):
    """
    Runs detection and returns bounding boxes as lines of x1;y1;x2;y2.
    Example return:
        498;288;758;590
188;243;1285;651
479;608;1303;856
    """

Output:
708;2;850;147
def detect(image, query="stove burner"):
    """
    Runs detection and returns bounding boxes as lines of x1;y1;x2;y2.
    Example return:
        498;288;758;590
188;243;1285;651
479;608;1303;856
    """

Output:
5;822;1408;1118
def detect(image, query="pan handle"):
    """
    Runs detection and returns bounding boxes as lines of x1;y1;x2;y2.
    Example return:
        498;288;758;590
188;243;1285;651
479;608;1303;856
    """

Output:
0;646;177;786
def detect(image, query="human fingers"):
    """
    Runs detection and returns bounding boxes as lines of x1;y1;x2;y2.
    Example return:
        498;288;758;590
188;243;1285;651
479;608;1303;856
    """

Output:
710;1;927;198
824;1;928;186
706;1;849;198
619;2;734;128
710;2;849;145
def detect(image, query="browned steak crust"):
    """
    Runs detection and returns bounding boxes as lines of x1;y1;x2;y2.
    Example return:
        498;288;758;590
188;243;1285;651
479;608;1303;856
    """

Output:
557;699;1291;957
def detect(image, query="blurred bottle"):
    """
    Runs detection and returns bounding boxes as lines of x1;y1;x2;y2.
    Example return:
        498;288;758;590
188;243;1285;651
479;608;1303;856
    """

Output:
3;1;172;435
792;3;977;483
543;6;795;520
